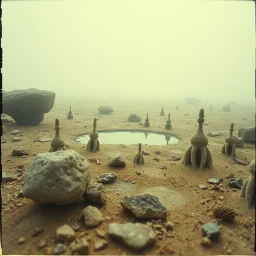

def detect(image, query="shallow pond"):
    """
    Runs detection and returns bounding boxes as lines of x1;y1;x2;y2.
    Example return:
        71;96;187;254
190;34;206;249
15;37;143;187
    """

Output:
76;130;179;145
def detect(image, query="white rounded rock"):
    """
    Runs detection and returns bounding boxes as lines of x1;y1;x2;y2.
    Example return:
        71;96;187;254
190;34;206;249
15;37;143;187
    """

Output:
23;149;91;205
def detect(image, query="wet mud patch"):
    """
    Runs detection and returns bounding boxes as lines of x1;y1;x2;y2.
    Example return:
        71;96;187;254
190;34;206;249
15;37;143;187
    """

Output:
140;186;187;210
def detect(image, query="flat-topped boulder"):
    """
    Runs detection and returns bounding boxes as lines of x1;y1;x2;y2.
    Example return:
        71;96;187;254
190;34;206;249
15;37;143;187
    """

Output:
3;88;55;125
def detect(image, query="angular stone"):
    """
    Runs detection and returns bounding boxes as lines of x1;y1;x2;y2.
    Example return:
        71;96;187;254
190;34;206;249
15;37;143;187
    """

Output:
201;237;212;247
202;223;220;241
70;238;89;255
83;206;103;228
3;88;56;125
170;155;181;161
23;149;91;205
121;194;167;219
17;237;26;244
83;183;107;205
98;173;117;184
228;178;243;189
108;222;156;250
226;172;234;179
108;153;126;168
56;224;75;242
12;148;29;157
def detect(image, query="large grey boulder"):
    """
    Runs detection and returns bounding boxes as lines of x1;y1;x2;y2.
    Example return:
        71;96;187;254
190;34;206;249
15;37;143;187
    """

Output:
98;106;114;115
238;127;255;143
127;114;141;122
23;149;91;205
3;88;55;125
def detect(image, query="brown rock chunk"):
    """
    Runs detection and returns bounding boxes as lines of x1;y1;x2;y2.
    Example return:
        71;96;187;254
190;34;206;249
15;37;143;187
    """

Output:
83;206;103;228
94;239;108;251
70;238;89;255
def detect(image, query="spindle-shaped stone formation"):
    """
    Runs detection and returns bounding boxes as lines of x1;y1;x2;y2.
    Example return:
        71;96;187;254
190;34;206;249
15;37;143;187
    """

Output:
160;106;165;116
87;118;100;152
49;118;66;152
210;105;213;111
143;113;150;127
165;113;172;130
67;106;73;120
176;104;179;110
241;159;255;209
134;143;144;165
221;123;236;157
165;134;171;145
182;108;213;170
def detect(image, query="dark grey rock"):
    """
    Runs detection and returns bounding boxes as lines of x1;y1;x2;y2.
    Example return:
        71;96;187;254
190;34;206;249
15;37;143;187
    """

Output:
3;88;56;125
84;183;107;205
121;194;167;219
53;243;66;255
98;105;114;115
98;173;117;184
228;178;243;189
207;178;221;185
127;114;141;122
108;222;156;250
202;223;220;241
108;153;126;167
238;127;255;143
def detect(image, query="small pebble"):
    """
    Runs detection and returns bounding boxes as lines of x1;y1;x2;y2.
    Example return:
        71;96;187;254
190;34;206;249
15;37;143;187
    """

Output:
37;239;46;248
17;237;26;244
199;184;208;190
53;243;66;255
94;239;108;250
201;237;212;247
136;170;141;175
32;227;44;237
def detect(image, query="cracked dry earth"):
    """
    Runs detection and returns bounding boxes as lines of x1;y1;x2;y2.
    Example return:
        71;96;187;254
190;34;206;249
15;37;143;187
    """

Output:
1;102;255;255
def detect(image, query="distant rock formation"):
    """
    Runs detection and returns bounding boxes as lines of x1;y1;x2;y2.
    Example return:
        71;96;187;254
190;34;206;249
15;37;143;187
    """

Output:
184;97;201;105
98;105;114;115
127;114;141;122
222;105;231;112
3;88;55;125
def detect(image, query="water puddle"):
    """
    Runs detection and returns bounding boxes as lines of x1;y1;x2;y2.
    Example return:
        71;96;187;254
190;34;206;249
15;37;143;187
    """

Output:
140;186;186;210
76;130;180;145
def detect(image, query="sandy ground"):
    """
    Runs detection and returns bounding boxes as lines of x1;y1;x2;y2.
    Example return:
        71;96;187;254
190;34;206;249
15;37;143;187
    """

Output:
1;100;255;256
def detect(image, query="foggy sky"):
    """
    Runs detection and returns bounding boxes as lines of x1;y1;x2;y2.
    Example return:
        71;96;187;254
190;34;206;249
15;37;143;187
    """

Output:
2;0;255;105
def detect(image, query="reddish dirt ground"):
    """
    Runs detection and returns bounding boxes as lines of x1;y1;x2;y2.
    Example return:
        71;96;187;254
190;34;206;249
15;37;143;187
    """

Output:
1;102;255;255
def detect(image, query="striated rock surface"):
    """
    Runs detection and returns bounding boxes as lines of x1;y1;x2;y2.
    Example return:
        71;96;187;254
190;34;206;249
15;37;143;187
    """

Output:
23;149;91;205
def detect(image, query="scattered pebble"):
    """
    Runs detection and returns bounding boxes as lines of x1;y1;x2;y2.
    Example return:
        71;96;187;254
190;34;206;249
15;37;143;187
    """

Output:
98;173;117;184
17;237;26;244
32;227;44;237
72;222;81;231
37;239;46;249
53;243;66;255
226;172;234;179
170;155;181;161
228;178;243;190
12;137;21;142
142;151;150;155
70;238;89;255
84;183;107;205
12;148;28;157
56;224;75;242
2;172;17;183
207;178;221;185
96;229;106;238
38;138;52;142
108;222;156;250
199;184;208;190
94;239;108;251
11;130;21;135
136;170;141;175
202;223;220;241
201;237;212;247
83;206;103;228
